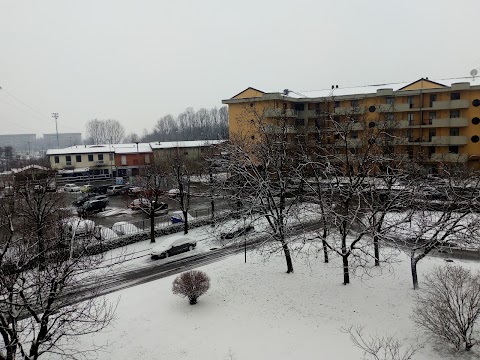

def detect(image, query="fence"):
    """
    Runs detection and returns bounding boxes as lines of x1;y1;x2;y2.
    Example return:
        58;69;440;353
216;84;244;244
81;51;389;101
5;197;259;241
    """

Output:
97;207;214;242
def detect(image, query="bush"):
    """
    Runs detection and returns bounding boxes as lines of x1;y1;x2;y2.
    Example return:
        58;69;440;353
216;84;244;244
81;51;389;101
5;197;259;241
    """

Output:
172;270;211;305
412;265;480;351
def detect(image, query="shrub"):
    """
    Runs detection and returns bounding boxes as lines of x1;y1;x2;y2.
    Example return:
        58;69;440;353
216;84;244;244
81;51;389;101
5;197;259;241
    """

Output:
172;270;211;305
412;265;480;351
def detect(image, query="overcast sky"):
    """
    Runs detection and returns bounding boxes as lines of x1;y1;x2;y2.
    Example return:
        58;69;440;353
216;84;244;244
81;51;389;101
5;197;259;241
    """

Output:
1;0;479;137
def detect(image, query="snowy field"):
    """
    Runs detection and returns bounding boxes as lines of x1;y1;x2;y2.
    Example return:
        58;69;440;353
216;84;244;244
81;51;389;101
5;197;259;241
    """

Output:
71;239;480;360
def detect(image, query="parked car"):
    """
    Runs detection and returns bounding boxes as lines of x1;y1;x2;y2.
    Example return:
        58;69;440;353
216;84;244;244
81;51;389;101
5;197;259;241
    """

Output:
80;184;94;193
151;236;197;259
112;221;140;235
63;217;95;237
107;185;124;195
91;194;109;203
46;182;57;192
73;192;99;207
129;198;168;215
78;199;108;216
64;183;81;192
124;186;144;196
91;184;110;194
170;211;194;224
220;225;255;239
167;188;180;198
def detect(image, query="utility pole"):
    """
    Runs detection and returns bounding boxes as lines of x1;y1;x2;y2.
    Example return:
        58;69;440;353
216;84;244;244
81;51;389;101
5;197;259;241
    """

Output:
51;112;59;148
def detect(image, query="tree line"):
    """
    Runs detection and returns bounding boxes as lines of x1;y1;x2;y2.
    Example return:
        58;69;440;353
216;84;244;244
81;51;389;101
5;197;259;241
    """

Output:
84;106;229;145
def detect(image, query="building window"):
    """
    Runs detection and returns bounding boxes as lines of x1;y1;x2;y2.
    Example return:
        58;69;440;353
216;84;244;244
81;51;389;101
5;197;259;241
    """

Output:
88;154;94;162
184;151;188;155
76;155;82;162
407;96;414;105
66;155;71;162
451;92;460;100
295;118;305;126
54;156;59;164
429;94;437;107
351;131;358;139
429;147;435;156
449;146;459;154
334;101;340;108
386;97;394;105
450;110;460;118
351;99;359;108
428;111;436;124
450;128;459;136
145;154;150;164
407;113;414;125
333;116;340;122
98;154;104;161
121;155;127;165
429;129;436;141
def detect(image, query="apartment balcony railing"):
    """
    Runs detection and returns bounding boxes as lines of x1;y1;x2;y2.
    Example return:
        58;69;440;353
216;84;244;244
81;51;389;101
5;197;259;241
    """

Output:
333;106;365;115
334;138;363;148
430;153;468;163
432;136;467;146
430;99;469;110
264;108;298;118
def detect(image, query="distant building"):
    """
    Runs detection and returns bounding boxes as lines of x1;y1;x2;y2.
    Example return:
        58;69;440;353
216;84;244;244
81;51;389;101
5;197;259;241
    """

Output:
42;133;82;150
0;134;36;154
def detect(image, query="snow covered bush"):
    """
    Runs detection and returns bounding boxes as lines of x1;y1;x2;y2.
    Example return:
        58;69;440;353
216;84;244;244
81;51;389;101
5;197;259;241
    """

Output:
412;265;480;351
172;270;210;305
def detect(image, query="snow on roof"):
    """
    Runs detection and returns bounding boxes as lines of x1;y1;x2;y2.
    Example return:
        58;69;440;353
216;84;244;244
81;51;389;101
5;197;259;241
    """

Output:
112;143;152;154
46;145;114;155
275;76;480;99
149;140;225;149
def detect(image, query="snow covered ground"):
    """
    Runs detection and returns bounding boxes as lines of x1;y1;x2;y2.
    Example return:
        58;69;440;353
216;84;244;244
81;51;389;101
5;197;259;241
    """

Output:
70;233;480;360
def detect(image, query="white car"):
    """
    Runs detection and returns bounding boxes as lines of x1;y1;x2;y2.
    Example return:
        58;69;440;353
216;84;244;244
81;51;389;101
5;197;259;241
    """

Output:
151;236;197;259
63;217;95;236
112;221;140;236
167;188;180;198
64;183;81;192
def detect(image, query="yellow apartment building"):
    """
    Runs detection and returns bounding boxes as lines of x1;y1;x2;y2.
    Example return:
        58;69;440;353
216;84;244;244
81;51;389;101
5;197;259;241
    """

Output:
223;78;480;174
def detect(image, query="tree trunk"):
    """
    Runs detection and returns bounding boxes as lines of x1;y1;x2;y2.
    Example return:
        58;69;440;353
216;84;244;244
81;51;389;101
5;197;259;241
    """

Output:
150;206;155;243
411;254;419;290
373;235;380;266
189;296;197;305
342;255;350;285
322;229;329;263
281;241;294;273
183;211;189;235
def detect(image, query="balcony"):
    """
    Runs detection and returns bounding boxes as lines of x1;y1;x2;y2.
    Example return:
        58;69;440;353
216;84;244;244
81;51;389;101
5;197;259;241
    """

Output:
333;106;365;115
431;99;469;110
431;117;468;128
376;103;395;113
393;103;414;112
334;138;362;148
264;125;297;134
297;110;321;118
264;108;298;118
383;120;409;128
430;153;468;163
432;136;467;146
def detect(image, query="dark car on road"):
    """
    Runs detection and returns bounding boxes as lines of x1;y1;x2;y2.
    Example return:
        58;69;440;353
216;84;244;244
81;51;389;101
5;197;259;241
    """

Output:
151;237;197;259
91;184;110;194
220;225;255;239
78;199;108;216
73;192;99;207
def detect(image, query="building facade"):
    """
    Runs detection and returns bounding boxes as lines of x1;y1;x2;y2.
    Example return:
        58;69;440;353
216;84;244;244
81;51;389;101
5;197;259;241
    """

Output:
42;133;82;150
223;78;480;174
113;143;153;177
0;134;36;154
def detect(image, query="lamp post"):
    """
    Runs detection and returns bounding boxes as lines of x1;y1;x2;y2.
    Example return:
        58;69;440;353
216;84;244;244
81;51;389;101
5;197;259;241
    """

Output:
135;141;140;177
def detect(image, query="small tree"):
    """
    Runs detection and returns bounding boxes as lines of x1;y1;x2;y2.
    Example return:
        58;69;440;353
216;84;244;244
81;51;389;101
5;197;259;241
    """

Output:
172;270;210;305
413;265;480;351
343;325;418;360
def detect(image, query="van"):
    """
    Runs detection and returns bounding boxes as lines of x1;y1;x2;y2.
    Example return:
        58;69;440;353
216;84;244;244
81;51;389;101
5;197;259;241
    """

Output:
107;185;124;195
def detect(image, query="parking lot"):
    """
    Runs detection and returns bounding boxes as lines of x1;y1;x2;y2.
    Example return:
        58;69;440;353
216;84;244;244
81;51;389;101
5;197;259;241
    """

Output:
62;182;230;228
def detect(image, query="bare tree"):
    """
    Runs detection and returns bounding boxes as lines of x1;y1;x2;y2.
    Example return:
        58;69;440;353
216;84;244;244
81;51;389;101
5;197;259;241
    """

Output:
156;147;201;235
343;326;419;360
85;119;125;144
172;270;210;305
0;189;116;360
412;265;480;351
213;105;306;274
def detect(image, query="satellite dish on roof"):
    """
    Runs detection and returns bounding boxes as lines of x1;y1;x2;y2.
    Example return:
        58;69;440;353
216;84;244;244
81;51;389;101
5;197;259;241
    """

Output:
471;69;478;79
